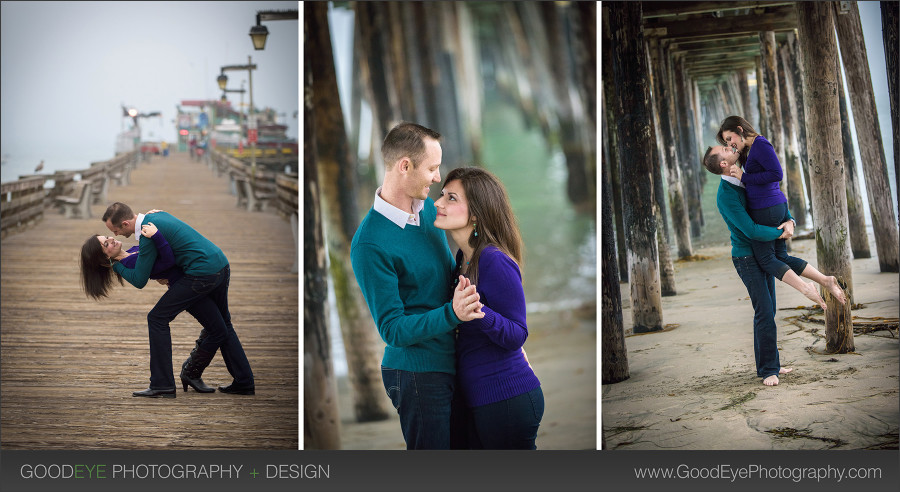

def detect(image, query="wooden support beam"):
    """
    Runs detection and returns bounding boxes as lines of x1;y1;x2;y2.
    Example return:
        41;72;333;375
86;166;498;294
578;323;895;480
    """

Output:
669;34;760;51
834;1;900;272
642;1;794;19
883;1;900;224
682;48;761;62
797;1;855;353
609;2;663;333
650;37;694;259
645;6;797;40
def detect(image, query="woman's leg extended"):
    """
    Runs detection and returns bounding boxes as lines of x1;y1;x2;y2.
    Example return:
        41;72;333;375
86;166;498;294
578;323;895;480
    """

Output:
798;264;847;304
780;269;826;310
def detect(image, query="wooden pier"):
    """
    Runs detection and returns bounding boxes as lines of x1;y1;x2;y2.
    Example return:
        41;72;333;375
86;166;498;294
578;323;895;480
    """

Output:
0;151;298;450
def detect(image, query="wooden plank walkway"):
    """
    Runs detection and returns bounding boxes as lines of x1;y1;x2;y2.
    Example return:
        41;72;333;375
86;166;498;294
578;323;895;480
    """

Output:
0;151;298;450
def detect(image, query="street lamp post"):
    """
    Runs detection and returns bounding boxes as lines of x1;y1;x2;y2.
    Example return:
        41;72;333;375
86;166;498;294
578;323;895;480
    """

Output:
220;82;246;152
218;56;257;174
249;9;298;50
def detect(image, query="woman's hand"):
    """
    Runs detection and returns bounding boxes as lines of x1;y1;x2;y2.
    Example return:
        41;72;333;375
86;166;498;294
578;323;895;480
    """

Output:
140;222;158;238
452;275;485;322
728;164;744;181
146;209;163;214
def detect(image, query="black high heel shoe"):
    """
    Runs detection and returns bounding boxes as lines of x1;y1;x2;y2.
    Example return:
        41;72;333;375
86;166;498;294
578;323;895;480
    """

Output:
180;372;216;393
180;347;216;393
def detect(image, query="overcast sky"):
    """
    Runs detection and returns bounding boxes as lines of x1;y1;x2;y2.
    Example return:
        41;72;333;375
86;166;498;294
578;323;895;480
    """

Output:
1;1;298;181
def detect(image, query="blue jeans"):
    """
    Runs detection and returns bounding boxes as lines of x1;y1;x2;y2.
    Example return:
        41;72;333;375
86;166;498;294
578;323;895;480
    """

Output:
465;387;544;450
381;368;454;449
146;266;254;389
733;256;781;378
749;203;808;280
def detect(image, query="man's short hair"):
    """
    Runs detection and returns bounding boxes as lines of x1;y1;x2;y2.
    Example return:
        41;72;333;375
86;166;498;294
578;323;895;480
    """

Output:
381;122;441;169
702;146;724;175
102;202;134;224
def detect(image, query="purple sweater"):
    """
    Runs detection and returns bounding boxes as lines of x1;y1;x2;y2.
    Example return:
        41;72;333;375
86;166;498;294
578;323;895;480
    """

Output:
118;231;184;286
454;246;541;408
741;135;788;210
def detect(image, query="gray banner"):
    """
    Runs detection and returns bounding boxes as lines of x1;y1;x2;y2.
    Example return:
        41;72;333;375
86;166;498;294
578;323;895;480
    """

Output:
0;450;898;492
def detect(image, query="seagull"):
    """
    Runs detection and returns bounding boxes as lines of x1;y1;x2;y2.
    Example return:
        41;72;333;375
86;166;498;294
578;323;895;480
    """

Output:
35;160;44;172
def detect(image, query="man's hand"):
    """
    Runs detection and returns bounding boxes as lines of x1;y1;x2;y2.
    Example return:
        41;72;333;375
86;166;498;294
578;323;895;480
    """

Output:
728;164;744;181
155;279;169;286
452;275;485;322
146;209;163;214
777;220;795;240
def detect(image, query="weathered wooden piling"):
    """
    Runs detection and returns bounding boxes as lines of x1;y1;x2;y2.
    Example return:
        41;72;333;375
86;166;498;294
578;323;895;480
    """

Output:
309;2;392;424
610;1;663;333
304;3;343;450
650;37;693;259
777;39;808;230
834;1;899;273
797;1;855;353
883;1;899;226
601;140;629;384
838;64;872;260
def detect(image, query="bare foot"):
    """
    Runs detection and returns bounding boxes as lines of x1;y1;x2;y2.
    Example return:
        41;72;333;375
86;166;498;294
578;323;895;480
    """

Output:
779;367;793;375
824;276;847;305
763;375;779;386
801;282;827;310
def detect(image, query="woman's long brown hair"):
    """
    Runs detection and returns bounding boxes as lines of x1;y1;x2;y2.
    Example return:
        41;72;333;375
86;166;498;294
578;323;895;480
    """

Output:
79;235;123;300
444;166;524;287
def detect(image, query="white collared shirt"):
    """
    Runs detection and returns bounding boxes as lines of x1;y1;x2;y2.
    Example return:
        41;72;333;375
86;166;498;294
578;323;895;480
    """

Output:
373;186;423;228
134;213;146;237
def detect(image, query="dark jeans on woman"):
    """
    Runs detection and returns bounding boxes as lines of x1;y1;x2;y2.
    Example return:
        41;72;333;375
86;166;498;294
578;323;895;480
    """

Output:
146;265;254;389
733;256;781;378
381;368;454;449
465;387;544;450
749;202;808;280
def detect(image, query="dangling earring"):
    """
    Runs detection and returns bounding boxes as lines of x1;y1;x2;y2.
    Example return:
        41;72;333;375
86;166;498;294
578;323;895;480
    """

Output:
473;222;478;237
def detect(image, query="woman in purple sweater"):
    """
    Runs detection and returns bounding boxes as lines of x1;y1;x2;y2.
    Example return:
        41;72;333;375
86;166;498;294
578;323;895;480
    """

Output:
80;222;220;395
433;166;543;449
718;115;846;309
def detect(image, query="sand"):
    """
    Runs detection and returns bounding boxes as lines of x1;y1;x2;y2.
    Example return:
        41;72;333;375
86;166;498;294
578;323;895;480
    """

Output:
333;306;597;450
603;233;899;450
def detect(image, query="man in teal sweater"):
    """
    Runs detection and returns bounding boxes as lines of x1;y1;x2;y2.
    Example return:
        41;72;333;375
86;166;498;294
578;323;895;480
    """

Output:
351;123;484;449
703;145;796;386
104;202;254;398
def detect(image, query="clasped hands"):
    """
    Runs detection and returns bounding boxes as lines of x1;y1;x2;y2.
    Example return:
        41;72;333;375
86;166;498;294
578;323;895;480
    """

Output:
452;275;485;322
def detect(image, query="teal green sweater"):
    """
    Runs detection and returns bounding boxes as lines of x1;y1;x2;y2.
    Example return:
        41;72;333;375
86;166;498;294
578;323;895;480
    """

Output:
350;198;460;374
113;212;229;288
717;178;791;257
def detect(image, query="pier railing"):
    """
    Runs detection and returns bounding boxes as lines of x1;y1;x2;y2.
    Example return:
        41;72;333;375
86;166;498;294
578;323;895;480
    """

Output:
0;150;138;239
209;147;297;217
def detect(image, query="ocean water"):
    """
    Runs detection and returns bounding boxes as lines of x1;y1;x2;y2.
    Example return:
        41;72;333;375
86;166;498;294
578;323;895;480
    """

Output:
1;150;115;185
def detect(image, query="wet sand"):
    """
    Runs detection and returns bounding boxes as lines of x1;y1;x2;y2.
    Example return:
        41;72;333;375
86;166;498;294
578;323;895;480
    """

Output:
603;232;899;450
334;307;597;450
